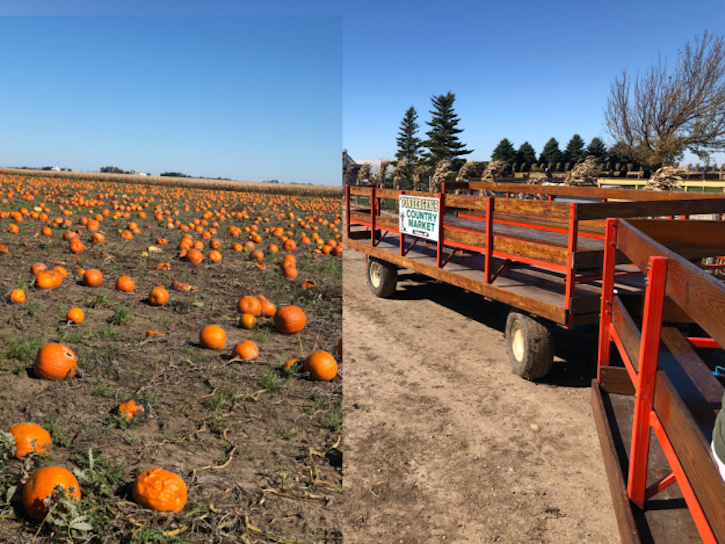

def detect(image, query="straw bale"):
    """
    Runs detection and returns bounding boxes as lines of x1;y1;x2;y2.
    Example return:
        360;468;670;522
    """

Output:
356;163;372;186
563;156;599;186
412;165;432;192
430;160;452;192
480;160;506;183
644;166;689;191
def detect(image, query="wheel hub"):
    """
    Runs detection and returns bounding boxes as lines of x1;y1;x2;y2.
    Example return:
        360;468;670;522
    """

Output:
511;320;524;361
369;262;381;288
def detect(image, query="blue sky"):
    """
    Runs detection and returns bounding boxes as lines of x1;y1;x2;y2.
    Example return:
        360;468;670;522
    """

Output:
2;1;725;180
0;14;342;184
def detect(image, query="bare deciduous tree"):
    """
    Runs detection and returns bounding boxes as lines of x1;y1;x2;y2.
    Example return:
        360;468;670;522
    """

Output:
605;32;725;169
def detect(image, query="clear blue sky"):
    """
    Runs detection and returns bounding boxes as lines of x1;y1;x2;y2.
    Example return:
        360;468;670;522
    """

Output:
0;13;341;184
3;1;725;181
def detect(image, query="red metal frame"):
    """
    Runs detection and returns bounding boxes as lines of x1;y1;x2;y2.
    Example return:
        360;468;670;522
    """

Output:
597;218;722;543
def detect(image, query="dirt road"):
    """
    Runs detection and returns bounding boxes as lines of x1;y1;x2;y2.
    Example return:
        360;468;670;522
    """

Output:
342;249;619;543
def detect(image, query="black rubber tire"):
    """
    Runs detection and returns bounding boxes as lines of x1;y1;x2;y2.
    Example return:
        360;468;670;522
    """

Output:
366;257;398;298
505;311;555;380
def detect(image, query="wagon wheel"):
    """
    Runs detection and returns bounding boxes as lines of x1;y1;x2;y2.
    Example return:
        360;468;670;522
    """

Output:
505;311;554;380
366;257;397;298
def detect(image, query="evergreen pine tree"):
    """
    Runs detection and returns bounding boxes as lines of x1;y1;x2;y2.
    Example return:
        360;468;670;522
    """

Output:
515;141;537;167
562;134;586;165
421;92;473;168
491;138;517;166
395;106;423;164
586;137;608;163
539;138;562;166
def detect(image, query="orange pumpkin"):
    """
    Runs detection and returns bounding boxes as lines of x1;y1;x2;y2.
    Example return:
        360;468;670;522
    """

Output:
274;306;306;335
82;269;103;287
34;343;77;381
282;266;298;279
281;358;300;372
66;307;85;324
282;239;297;251
148;285;169;306
91;232;105;243
199;325;226;349
69;238;84;254
260;299;277;317
232;340;259;360
31;262;47;276
23;466;81;522
239;313;257;329
185;248;203;264
35;272;55;290
115;275;135;292
133;467;187;512
303;350;338;381
250;249;264;261
9;289;25;303
9;422;52;459
237;296;262;316
208;250;222;263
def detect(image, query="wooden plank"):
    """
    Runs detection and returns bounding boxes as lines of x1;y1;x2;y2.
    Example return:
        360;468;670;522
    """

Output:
611;296;641;372
599;367;636;395
578;198;725;221
374;188;401;200
590;383;641;544
349;187;370;196
469;181;725;201
445;194;490;212
443;227;487;249
493;198;571;222
345;236;567;324
653;371;725;540
665;258;725;349
492;235;569;266
375;215;397;230
350;210;371;224
658;327;724;431
627;219;725;252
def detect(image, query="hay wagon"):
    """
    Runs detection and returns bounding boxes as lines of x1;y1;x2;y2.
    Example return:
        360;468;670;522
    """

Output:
592;217;725;543
344;181;725;379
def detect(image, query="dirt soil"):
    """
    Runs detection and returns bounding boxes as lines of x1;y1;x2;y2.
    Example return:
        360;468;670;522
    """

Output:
0;179;342;543
341;249;619;544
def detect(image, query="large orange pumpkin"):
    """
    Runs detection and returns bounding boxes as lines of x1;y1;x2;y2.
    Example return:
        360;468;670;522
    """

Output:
23;466;81;522
185;248;203;264
33;343;77;381
115;275;135;292
199;325;226;349
148;285;169;306
9;289;25;304
274;306;306;335
82;269;103;287
237;296;262;316
66;307;85;324
303;350;338;381
132;467;187;512
9;423;52;459
232;340;259;360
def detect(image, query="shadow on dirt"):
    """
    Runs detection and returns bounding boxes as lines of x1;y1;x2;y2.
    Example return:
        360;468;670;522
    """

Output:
393;271;599;389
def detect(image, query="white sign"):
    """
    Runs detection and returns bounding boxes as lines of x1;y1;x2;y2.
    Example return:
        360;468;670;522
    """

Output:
399;195;440;241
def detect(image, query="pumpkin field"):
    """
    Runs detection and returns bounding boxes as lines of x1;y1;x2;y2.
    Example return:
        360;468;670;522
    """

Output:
0;172;343;543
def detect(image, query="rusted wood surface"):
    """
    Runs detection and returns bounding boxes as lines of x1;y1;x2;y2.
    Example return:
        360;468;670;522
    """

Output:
591;384;641;544
653;371;725;541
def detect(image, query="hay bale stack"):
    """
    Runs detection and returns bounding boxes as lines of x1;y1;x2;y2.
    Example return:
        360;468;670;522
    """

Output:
356;163;371;186
392;159;409;190
645;166;689;191
481;160;506;183
456;161;478;183
430;160;452;192
564;156;599;186
527;173;547;185
412;165;432;192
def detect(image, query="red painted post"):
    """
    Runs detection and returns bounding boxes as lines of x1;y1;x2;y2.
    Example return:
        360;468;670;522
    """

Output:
485;197;493;283
370;187;376;246
436;193;445;268
564;203;578;326
627;256;668;508
597;219;618;381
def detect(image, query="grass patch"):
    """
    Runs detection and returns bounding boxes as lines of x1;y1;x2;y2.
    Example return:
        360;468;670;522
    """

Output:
107;305;133;326
256;371;285;393
1;336;42;364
